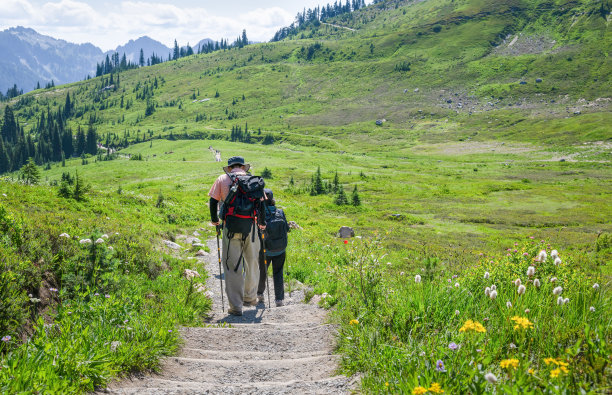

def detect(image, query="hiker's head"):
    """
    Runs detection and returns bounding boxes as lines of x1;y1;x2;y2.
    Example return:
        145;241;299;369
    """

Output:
264;188;275;206
223;156;250;173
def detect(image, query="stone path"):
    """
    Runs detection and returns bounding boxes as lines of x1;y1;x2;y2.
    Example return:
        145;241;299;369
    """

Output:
103;237;355;394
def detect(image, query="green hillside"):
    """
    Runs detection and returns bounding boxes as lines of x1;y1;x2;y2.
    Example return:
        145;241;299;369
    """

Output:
1;0;611;393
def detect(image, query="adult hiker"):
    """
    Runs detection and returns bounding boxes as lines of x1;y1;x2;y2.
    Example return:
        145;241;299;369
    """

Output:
258;188;290;307
209;156;266;316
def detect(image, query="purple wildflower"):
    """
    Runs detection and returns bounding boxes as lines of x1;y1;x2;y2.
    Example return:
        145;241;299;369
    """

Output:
435;359;446;372
1;335;11;342
168;329;173;333
94;293;99;296
448;342;458;351
105;295;110;298
49;288;58;292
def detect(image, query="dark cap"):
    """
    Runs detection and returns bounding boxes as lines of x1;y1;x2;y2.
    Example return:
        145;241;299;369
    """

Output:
264;188;273;201
227;156;245;166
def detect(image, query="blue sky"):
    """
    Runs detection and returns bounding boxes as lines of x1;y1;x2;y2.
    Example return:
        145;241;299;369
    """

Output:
0;0;370;50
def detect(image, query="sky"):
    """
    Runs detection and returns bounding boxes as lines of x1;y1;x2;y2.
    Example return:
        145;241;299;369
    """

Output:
0;0;371;51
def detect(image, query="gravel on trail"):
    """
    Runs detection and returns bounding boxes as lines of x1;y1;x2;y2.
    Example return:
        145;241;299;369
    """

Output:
101;236;357;394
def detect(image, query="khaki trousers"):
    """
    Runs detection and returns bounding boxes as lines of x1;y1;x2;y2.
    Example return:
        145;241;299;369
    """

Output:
222;228;260;312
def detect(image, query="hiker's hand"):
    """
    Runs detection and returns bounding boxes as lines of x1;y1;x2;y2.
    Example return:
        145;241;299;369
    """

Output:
211;221;220;226
258;225;266;231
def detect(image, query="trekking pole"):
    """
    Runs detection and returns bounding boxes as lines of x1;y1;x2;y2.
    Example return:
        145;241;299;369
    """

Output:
261;232;271;309
216;225;225;312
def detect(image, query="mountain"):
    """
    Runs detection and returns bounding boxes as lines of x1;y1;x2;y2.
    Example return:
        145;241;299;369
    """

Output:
0;26;103;93
109;36;172;65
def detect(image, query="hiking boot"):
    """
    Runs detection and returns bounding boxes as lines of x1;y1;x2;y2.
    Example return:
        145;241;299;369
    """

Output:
275;299;284;307
257;294;265;304
243;299;258;307
228;309;242;316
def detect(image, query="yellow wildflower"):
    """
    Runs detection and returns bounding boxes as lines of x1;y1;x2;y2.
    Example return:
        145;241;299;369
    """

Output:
510;316;534;330
528;368;534;374
459;319;487;333
349;319;359;325
544;357;569;367
412;386;428;395
543;357;556;366
385;382;389;387
500;358;519;370
550;368;561;378
429;382;444;393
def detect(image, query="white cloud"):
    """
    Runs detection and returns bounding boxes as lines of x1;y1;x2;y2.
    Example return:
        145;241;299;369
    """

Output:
1;0;299;50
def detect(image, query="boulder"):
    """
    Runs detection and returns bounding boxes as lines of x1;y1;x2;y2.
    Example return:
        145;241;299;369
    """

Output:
193;231;201;237
193;243;206;248
338;226;355;238
163;240;181;250
195;249;209;257
185;237;201;245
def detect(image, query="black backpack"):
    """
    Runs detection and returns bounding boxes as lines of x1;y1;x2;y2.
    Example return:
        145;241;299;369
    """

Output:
264;208;288;252
221;174;265;236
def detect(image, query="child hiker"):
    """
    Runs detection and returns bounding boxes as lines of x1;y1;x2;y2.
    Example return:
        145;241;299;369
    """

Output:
257;188;290;307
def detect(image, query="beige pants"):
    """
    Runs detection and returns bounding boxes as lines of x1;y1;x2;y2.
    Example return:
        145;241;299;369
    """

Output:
222;228;260;312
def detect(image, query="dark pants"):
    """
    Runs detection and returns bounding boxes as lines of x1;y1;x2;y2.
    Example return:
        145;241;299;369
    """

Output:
258;251;286;301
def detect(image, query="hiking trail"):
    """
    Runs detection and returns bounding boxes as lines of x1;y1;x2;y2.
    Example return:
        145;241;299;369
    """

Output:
103;236;356;394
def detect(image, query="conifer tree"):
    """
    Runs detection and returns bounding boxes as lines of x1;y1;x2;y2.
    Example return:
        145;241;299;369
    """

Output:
0;139;10;173
332;171;339;193
351;185;361;206
334;184;348;205
20;158;40;185
76;126;86;156
1;106;17;143
173;39;180;60
139;48;145;67
63;92;72;119
86;124;97;155
310;166;324;195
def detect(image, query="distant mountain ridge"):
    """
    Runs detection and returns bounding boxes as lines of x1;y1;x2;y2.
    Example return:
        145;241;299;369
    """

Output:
0;26;213;94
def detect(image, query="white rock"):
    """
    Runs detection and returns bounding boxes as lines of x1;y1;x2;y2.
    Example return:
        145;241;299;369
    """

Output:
163;240;181;250
195;249;209;257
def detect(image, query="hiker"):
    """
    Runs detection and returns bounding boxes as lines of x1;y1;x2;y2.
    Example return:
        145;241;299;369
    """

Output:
258;188;290;307
209;156;266;316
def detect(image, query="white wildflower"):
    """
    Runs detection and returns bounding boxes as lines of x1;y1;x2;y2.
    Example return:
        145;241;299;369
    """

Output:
554;257;562;265
414;274;422;283
518;284;526;295
537;250;547;262
534;278;540;288
514;278;521;287
527;266;535;277
550;249;558;258
95;238;105;244
101;234;109;239
484;271;490;279
524;309;530;314
489;290;498;300
491;284;497;291
79;239;92;244
485;373;497;384
59;233;70;238
550;277;557;283
557;296;565;305
553;286;563;296
400;272;405;276
564;298;569;304
593;283;599;290
589;306;595;312
454;282;460;288
506;301;512;308
108;246;114;250
455;310;460;316
485;287;491;297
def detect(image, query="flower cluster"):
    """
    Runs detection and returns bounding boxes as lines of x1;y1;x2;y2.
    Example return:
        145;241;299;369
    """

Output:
349;319;359;325
510;316;534;330
500;358;519;370
412;382;444;394
459;319;486;333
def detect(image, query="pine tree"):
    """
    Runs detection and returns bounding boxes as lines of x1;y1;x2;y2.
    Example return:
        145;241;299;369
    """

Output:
173;39;180;60
310;166;324;195
332;171;339;192
20;158;40;185
242;29;248;47
86;124;97;155
351;185;361;206
63;92;72;119
0;139;10;174
76;126;86;156
1;106;17;143
72;171;88;201
334;184;348;205
139;48;145;66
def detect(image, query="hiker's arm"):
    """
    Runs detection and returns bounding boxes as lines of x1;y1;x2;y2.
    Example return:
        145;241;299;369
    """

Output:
209;197;220;224
256;200;266;229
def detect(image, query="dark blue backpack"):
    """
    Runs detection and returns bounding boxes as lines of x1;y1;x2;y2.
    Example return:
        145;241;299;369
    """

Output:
265;208;288;252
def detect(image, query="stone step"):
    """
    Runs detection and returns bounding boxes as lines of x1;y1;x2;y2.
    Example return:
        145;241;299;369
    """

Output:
181;325;335;353
179;348;330;361
156;354;339;383
206;303;327;325
105;375;353;394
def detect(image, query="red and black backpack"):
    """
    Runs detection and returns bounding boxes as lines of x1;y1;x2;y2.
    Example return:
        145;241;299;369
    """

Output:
221;174;265;236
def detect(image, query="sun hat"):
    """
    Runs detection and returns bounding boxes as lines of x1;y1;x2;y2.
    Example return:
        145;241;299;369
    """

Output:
223;156;250;173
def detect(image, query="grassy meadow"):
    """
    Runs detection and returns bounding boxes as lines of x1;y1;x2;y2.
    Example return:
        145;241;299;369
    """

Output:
1;0;611;392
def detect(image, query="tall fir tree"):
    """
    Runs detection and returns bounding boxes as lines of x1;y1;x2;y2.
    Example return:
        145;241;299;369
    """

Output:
1;106;17;143
86;123;98;155
351;185;361;206
139;48;145;67
0;139;10;173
